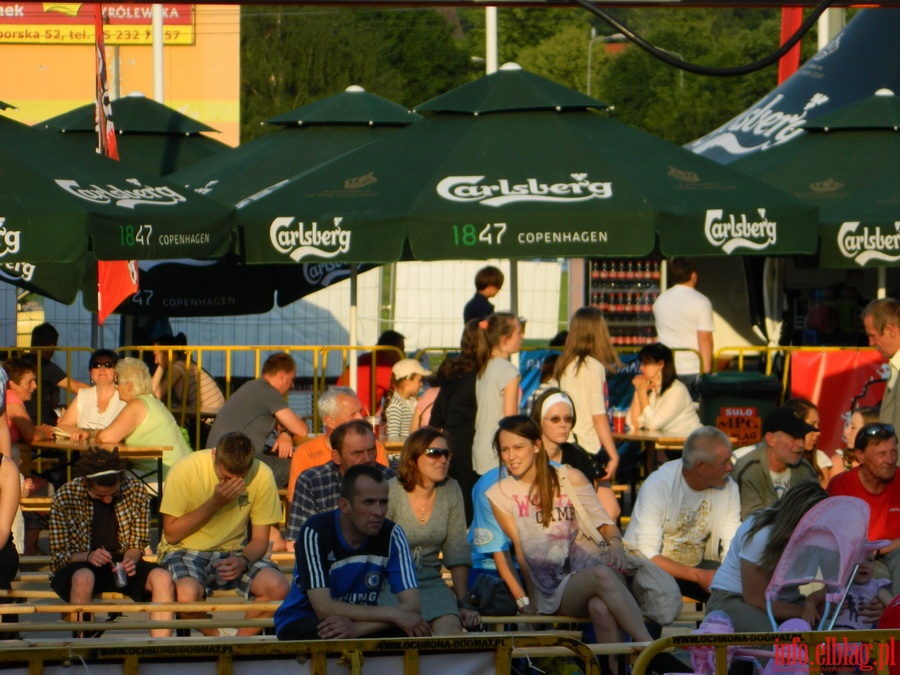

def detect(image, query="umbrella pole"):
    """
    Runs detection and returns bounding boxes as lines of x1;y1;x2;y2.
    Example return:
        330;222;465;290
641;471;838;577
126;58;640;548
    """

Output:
878;267;887;299
349;264;359;392
510;261;519;369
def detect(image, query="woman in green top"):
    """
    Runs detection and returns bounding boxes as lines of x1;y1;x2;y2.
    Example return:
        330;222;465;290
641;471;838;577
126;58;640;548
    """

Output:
71;357;190;483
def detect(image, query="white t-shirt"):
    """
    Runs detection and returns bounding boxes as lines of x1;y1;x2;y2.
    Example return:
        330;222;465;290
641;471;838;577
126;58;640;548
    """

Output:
558;356;607;454
710;517;771;594
623;459;741;564
653;284;715;376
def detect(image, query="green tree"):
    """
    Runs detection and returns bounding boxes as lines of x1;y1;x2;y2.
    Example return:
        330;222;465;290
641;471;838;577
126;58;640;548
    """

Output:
240;7;474;143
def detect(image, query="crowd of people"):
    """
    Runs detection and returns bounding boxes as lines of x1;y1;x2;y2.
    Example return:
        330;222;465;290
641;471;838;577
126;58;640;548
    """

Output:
0;268;896;658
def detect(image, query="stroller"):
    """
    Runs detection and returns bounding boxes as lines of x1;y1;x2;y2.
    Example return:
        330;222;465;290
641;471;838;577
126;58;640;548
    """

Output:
764;495;889;631
687;496;888;675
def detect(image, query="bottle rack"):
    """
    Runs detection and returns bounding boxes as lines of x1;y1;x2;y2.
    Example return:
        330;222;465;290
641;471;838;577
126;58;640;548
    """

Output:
588;258;661;347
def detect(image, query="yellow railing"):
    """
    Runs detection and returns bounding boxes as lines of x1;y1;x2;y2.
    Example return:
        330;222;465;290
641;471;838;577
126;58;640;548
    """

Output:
633;628;898;675
0;633;604;675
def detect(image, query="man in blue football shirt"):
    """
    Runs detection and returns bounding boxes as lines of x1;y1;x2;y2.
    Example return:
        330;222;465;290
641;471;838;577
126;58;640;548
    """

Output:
275;464;430;640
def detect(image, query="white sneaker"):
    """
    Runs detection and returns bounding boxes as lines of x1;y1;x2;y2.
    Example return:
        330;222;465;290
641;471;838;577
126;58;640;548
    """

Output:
217;627;238;637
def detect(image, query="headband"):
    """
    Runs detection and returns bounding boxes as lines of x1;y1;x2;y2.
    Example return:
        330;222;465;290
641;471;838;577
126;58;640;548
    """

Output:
541;393;573;420
85;469;122;479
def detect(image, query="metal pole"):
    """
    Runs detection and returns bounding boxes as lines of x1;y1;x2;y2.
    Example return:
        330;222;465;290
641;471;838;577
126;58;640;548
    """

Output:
152;4;164;102
485;7;498;74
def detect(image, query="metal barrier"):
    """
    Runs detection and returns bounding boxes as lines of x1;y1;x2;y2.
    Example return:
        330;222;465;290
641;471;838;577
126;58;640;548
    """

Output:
7;342;880;445
0;633;603;675
632;628;898;675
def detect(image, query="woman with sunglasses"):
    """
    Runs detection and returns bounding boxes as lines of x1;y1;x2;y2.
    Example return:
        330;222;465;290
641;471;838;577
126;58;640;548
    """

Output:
380;427;480;634
530;387;619;520
71;358;190;482
56;350;125;437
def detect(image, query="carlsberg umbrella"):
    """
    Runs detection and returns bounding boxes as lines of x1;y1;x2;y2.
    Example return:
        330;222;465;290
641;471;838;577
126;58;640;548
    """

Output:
236;64;818;265
0;112;233;264
733;89;900;268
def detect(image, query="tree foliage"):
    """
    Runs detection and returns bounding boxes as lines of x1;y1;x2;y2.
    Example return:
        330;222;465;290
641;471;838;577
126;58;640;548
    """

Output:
240;7;475;143
458;6;822;144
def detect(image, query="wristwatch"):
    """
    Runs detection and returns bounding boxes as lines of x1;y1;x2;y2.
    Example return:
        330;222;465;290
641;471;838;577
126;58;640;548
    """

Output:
516;596;530;610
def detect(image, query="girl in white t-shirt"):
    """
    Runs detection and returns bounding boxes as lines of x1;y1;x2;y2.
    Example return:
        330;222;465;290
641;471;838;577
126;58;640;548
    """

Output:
487;415;651;652
706;480;827;633
554;306;621;517
629;342;702;436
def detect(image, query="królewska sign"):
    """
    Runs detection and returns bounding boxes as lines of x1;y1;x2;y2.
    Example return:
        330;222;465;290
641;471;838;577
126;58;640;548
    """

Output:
704;208;778;254
270;216;351;262
436;173;612;206
837;222;900;266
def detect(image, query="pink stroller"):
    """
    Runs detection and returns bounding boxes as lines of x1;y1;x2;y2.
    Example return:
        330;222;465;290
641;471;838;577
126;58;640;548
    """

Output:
764;495;889;631
686;497;888;675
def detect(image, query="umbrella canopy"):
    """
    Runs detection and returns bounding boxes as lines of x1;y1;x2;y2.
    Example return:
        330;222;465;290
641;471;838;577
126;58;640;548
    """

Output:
171;86;421;207
0;256;373;315
0;112;234;264
38;93;231;176
2;88;399;315
236;64;819;265
732;89;900;267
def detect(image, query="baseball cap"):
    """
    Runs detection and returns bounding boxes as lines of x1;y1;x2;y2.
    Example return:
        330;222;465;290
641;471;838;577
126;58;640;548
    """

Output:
392;359;432;380
762;407;818;439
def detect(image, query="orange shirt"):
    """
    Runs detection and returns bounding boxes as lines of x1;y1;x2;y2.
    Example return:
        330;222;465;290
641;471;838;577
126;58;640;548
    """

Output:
287;435;389;503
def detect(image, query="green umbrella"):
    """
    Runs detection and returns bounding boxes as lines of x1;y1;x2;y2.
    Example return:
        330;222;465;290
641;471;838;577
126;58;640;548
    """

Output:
237;64;819;264
0;112;233;263
2;88;401;314
38;93;231;176
171;85;421;207
732;89;900;268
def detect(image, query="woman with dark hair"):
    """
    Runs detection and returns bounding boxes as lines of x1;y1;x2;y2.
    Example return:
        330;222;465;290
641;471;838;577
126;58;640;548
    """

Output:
430;320;481;522
628;342;701;435
529;387;619;520
380;427;479;634
706;480;828;632
55;349;125;436
782;398;834;488
487;415;650;649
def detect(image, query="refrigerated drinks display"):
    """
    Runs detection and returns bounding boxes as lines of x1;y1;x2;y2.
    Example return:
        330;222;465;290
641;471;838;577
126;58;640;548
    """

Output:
587;258;662;347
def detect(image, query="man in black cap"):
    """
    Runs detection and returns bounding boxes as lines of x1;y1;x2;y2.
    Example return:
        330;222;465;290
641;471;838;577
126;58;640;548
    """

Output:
732;406;818;518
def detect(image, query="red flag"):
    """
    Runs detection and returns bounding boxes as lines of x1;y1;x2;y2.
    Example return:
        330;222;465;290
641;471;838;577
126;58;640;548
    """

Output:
778;7;804;84
94;3;138;326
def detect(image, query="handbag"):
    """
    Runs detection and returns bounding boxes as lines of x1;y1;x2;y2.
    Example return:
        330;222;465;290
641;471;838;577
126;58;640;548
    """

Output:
557;465;682;625
460;574;518;616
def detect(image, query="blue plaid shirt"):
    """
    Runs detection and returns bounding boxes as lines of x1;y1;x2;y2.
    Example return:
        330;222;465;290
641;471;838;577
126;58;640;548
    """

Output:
285;462;395;542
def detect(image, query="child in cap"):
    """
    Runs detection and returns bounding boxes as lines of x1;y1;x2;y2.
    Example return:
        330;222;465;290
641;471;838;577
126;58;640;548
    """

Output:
384;359;432;439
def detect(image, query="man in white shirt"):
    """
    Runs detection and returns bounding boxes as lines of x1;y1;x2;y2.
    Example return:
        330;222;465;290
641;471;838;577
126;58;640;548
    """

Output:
653;258;714;398
624;427;740;602
862;298;900;462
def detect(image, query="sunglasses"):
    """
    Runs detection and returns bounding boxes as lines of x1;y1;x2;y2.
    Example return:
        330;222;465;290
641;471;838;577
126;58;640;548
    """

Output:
91;362;115;369
544;415;574;424
424;447;452;459
861;423;895;438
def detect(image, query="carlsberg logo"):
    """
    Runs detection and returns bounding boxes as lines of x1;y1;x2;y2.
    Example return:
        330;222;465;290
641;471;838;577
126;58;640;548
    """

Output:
54;179;187;208
0;218;21;259
270;217;351;262
437;174;612;207
837;222;900;266
704;209;777;254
